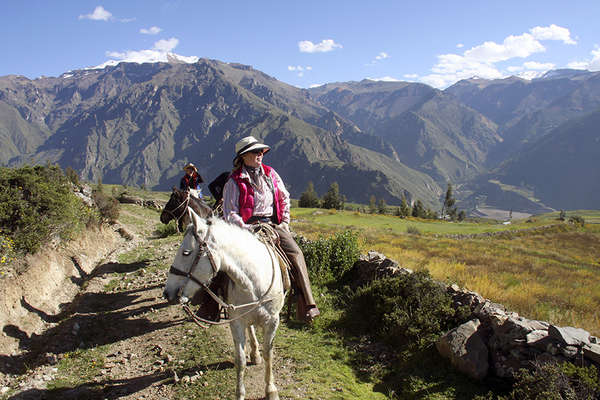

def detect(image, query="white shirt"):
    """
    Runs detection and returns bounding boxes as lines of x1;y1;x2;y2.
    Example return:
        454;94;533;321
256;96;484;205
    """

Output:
223;165;290;230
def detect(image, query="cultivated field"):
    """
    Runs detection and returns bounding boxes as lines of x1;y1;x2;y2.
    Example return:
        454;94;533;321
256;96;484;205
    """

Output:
292;208;600;336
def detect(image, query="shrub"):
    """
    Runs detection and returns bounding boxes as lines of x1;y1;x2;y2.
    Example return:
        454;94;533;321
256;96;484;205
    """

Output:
156;221;179;238
296;230;360;286
508;361;599;400
569;215;585;227
406;225;421;235
343;271;469;350
0;234;16;265
0;165;91;254
92;190;120;222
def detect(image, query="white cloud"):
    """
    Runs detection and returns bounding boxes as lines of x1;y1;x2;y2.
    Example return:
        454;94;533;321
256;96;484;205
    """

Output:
288;65;312;77
523;61;555;70
79;6;112;21
309;83;324;88
404;74;418;79
95;37;198;68
375;52;389;60
140;26;162;35
366;76;401;82
419;24;576;88
464;33;545;63
456;43;464;48
366;52;390;66
298;39;342;53
567;61;589;70
530;24;576;45
566;46;600;71
589;48;600;71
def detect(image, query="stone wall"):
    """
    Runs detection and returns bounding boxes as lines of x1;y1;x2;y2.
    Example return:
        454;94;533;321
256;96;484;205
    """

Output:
350;251;600;381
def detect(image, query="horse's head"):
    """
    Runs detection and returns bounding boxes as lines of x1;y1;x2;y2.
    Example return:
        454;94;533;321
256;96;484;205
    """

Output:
160;187;189;226
163;215;219;304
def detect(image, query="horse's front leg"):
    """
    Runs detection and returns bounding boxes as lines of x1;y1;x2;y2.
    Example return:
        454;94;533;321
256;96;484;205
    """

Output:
230;320;247;400
247;325;262;365
263;317;280;400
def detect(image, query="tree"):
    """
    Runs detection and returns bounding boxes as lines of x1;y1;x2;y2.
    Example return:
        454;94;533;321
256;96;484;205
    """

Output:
321;182;342;209
378;198;387;214
412;199;426;218
399;194;411;218
442;183;457;220
457;210;466;221
299;181;320;208
369;195;377;214
65;166;79;186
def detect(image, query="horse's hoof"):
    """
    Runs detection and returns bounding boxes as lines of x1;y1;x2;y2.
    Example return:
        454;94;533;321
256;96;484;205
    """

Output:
266;391;279;400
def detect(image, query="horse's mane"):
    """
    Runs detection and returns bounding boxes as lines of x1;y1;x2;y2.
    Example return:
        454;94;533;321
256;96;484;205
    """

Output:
194;217;272;294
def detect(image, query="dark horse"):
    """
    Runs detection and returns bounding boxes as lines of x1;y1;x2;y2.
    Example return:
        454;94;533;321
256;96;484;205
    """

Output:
160;187;213;231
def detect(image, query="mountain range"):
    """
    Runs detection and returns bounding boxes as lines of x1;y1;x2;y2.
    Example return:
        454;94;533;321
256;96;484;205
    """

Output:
1;59;599;212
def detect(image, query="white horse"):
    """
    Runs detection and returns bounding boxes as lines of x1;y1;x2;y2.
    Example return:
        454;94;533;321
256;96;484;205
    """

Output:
163;212;284;400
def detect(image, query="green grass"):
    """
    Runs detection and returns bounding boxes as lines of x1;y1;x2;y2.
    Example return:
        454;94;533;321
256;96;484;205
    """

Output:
291;208;600;336
47;346;110;390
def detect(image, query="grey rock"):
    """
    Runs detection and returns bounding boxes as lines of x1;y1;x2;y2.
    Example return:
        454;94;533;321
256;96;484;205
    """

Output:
548;325;590;346
436;319;489;380
583;343;600;364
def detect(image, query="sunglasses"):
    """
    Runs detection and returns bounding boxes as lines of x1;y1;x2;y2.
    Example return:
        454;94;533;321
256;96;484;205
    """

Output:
249;149;265;155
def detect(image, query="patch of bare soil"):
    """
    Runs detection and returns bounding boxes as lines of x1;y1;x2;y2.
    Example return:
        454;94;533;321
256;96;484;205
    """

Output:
1;209;298;400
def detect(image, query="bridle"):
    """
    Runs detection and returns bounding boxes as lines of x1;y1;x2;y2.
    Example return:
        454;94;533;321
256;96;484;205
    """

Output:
162;191;190;231
168;225;218;288
168;220;282;327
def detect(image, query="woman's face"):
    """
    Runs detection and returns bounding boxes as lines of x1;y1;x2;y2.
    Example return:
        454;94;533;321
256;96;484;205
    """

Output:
185;168;194;176
242;149;264;168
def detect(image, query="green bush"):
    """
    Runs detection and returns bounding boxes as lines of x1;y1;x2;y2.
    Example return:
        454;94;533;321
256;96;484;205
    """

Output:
406;225;421;235
296;230;360;286
0;165;92;255
92;190;120;222
156;221;179;238
476;361;600;400
569;215;585;227
343;271;469;350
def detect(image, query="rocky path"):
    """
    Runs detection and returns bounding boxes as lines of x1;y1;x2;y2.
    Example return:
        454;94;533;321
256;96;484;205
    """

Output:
1;207;300;400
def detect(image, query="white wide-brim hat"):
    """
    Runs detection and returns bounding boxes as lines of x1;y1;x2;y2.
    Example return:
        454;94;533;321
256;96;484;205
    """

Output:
233;136;270;163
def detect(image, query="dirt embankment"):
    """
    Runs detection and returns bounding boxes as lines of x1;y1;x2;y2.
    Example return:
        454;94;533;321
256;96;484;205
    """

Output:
0;225;127;356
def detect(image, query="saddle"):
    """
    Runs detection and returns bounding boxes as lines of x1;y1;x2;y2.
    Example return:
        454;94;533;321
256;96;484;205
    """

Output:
252;223;292;292
193;223;291;323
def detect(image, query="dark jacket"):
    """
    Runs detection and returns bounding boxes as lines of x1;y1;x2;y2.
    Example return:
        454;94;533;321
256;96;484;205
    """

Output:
180;172;203;191
208;171;230;203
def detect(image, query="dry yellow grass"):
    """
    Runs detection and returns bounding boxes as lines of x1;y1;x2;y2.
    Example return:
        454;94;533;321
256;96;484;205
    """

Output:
292;211;600;335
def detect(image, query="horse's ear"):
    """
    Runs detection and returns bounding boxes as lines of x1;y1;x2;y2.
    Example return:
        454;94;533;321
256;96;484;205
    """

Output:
190;211;203;228
172;186;177;192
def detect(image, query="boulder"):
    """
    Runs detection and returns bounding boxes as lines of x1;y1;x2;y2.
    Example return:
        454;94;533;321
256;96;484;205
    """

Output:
548;325;590;346
345;251;412;289
583;343;600;364
436;319;489;380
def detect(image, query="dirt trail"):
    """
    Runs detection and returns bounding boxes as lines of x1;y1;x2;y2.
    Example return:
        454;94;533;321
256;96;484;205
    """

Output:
1;207;297;400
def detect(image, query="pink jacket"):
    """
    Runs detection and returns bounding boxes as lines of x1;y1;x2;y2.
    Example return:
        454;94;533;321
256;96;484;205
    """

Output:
230;164;284;224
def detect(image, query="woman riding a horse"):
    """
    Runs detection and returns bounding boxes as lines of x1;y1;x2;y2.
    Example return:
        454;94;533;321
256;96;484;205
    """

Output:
222;136;320;323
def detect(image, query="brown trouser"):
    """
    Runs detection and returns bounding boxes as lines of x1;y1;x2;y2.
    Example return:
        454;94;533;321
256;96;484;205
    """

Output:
273;225;316;307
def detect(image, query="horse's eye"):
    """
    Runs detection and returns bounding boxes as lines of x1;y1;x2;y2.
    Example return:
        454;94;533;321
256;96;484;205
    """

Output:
182;250;192;256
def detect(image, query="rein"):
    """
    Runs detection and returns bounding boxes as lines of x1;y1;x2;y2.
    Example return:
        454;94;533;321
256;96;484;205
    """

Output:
163;193;190;231
170;221;284;328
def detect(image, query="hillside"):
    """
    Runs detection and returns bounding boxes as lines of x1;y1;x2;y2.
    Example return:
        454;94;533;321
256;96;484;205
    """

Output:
1;61;599;212
310;81;501;183
0;61;441;207
491;109;600;210
446;70;600;167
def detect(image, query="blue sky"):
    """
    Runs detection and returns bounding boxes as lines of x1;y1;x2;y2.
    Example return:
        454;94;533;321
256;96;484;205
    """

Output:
2;1;599;88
